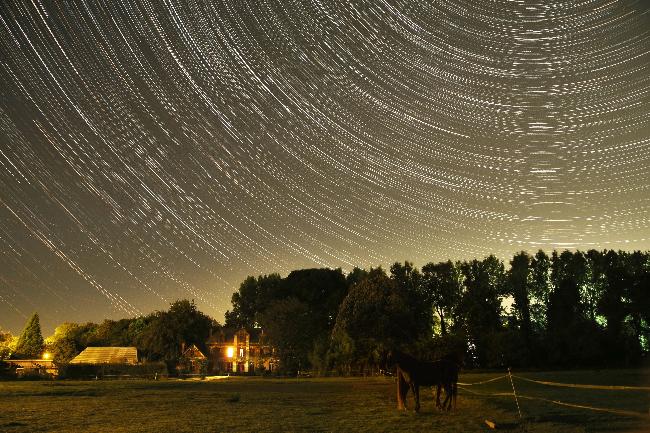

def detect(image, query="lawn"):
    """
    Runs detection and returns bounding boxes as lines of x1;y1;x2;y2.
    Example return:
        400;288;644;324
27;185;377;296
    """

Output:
0;370;648;432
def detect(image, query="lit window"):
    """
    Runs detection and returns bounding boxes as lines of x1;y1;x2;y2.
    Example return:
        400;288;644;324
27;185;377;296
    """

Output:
239;348;244;357
226;347;234;358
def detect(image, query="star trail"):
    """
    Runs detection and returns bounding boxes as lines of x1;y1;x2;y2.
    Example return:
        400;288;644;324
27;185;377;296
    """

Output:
1;1;649;333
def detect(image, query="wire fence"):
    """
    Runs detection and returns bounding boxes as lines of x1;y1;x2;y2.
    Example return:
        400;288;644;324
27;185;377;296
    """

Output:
456;371;650;419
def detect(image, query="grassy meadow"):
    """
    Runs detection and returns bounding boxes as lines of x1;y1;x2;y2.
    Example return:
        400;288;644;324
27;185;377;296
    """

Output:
0;370;648;433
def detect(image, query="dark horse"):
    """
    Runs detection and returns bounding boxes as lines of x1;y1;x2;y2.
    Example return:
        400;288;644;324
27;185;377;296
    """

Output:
386;350;459;412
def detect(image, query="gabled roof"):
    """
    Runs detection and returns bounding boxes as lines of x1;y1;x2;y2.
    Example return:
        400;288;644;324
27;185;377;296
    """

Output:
182;344;206;359
70;347;138;365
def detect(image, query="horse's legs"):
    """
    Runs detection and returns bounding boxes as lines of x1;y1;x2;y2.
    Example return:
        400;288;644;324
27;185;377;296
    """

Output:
452;381;457;410
396;371;407;410
433;385;439;409
442;383;454;410
435;384;442;409
411;383;420;412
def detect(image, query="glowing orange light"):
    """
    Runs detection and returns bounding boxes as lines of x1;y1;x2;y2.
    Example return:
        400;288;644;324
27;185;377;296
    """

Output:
42;352;51;360
226;347;234;358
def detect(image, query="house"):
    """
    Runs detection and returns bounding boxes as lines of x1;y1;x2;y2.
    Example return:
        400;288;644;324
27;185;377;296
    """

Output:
69;347;138;364
178;343;208;374
206;328;277;374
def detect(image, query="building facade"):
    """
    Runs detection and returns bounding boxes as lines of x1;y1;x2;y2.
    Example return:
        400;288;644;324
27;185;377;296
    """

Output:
206;328;277;374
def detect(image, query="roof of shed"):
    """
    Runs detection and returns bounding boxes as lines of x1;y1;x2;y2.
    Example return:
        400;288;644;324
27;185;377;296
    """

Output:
69;347;138;364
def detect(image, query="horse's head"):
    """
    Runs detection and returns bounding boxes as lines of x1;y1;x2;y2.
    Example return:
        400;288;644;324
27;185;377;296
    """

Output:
376;347;394;370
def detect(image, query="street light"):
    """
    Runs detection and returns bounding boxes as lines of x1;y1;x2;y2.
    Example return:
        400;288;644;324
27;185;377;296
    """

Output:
226;347;234;358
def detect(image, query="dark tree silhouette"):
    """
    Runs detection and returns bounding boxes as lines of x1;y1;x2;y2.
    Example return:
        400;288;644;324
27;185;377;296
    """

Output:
456;255;505;366
225;274;282;329
137;300;213;370
530;250;551;330
506;251;533;363
14;312;45;359
346;267;369;287
331;268;415;373
628;251;650;351
390;261;431;338
257;297;312;374
421;260;461;336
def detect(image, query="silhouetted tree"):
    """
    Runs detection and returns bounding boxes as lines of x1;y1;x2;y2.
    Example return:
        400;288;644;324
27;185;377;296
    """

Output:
87;319;135;347
281;268;349;369
421;260;461;336
598;251;629;342
257;297;312;374
547;251;604;367
390;261;431;338
530;250;551;330
282;268;348;331
225;274;282;329
346;267;369;287
14;313;45;359
137;300;212;370
506;251;533;364
331;268;415;373
457;255;505;366
549;251;585;326
591;250;643;365
628;251;650;352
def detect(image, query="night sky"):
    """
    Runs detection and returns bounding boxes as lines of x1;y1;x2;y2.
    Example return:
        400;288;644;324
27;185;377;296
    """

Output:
1;1;649;333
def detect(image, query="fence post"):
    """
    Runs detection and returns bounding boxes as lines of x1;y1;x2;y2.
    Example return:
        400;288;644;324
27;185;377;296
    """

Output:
508;368;522;419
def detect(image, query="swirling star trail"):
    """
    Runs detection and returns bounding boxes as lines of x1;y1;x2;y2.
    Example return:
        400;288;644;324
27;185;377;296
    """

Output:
1;1;649;332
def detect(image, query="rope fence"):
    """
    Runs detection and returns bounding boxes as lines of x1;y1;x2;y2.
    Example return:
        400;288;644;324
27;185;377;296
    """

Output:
456;375;507;386
510;375;650;391
456;371;650;419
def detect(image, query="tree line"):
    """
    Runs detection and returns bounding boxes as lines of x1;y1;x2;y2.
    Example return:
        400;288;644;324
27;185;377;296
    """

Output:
225;249;649;373
2;249;648;374
1;300;214;374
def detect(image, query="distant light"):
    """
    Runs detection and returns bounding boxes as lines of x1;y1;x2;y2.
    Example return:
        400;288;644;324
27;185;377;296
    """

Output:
42;352;51;360
226;347;234;358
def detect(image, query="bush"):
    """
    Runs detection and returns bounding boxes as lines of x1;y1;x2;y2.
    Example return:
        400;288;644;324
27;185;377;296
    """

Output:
0;360;17;379
57;362;167;379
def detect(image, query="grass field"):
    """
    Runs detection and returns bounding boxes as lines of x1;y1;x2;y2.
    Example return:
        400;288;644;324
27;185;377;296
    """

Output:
0;370;648;432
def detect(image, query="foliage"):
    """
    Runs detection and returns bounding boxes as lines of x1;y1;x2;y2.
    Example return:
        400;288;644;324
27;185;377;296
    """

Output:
456;255;506;367
225;274;282;329
57;362;167;379
14;313;45;359
529;250;551;330
0;328;17;360
505;252;533;364
330;268;417;373
136;300;213;371
45;322;106;363
257;297;312;374
225;268;348;373
421;260;462;336
33;249;650;374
